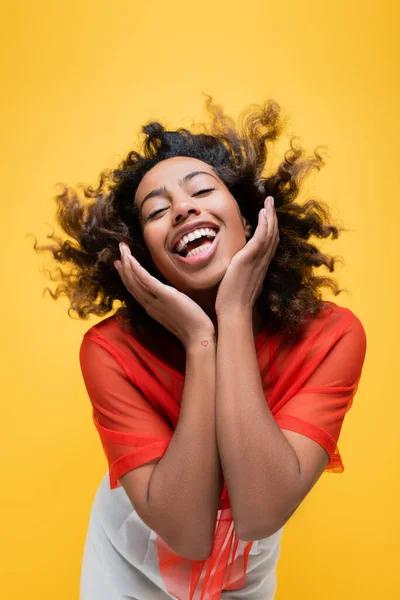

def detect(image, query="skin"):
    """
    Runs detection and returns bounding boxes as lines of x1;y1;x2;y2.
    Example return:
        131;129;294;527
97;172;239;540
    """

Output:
135;156;252;296
115;155;330;542
115;156;265;342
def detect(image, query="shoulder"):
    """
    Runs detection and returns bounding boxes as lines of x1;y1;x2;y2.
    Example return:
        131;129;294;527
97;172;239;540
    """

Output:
82;312;135;346
317;302;366;345
287;302;367;368
309;303;367;380
79;313;138;370
286;303;367;387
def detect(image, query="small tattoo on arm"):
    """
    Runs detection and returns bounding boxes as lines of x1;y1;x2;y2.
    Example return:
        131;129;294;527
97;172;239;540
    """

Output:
201;340;209;347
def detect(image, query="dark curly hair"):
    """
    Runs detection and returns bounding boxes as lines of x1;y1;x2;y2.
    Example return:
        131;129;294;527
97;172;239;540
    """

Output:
34;97;344;340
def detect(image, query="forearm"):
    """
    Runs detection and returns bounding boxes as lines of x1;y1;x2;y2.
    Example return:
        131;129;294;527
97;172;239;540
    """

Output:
215;312;301;540
148;337;223;559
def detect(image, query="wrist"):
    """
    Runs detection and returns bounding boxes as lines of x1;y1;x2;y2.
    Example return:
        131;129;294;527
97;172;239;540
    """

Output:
217;309;253;329
217;312;256;346
185;331;216;353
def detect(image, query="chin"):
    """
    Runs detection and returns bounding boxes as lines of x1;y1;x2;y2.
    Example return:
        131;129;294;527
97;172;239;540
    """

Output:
180;269;228;295
157;253;232;293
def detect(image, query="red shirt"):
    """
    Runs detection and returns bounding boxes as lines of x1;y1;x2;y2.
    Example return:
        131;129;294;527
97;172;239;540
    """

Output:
80;301;366;599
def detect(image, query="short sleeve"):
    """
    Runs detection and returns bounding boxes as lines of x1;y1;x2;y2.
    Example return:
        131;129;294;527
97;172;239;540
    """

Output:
274;311;367;472
80;335;173;488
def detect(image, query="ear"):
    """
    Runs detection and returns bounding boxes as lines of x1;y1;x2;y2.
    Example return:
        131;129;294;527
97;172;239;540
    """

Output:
241;216;253;239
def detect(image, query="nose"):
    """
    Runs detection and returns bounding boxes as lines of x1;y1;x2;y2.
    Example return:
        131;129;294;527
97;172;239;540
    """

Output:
171;193;201;223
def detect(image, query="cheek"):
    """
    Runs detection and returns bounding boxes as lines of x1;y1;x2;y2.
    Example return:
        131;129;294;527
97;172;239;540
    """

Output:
226;214;248;249
143;229;173;276
212;197;246;238
143;230;162;261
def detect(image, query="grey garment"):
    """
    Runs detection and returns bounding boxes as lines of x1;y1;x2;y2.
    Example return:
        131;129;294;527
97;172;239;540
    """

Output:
80;473;283;600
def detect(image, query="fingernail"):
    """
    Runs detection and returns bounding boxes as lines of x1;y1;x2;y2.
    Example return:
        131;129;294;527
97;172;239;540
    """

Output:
267;196;274;207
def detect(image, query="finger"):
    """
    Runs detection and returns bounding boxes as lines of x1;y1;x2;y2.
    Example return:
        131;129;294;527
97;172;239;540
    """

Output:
122;245;168;295
271;200;279;244
127;256;165;298
268;207;279;256
119;243;161;298
119;244;148;287
115;259;144;301
116;251;155;304
120;244;142;274
252;196;274;245
266;196;279;241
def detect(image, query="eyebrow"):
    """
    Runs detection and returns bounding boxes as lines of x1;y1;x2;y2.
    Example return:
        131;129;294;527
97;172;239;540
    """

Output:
139;170;219;214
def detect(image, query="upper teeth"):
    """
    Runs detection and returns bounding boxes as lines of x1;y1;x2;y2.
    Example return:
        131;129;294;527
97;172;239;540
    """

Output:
174;228;217;254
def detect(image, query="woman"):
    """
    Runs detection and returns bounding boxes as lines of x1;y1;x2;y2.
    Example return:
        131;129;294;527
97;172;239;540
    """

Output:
38;98;366;599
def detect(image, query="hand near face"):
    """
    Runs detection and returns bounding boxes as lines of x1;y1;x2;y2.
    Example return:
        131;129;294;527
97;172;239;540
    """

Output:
115;244;215;349
215;197;279;317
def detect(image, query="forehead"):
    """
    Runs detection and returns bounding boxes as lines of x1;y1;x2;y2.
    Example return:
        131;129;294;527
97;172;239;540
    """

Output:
135;156;216;201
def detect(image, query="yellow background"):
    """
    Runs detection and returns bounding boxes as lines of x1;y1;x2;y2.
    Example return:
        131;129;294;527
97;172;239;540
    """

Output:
1;1;398;598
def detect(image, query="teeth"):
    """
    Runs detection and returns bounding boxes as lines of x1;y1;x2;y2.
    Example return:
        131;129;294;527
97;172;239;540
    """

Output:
175;228;217;254
185;242;213;258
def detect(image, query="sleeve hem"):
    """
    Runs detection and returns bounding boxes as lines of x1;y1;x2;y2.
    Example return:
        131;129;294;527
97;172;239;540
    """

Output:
108;443;170;489
274;414;344;472
93;412;172;445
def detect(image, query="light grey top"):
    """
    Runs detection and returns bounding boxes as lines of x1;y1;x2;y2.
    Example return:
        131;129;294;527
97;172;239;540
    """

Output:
80;472;283;600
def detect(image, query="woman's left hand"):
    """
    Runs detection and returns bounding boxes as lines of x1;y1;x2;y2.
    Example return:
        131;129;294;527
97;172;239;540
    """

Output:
215;196;279;317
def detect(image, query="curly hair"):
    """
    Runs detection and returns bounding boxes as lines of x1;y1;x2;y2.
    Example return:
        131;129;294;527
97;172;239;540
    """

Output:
34;97;344;339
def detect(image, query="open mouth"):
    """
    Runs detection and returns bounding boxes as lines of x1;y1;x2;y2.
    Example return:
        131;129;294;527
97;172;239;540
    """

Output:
172;227;219;258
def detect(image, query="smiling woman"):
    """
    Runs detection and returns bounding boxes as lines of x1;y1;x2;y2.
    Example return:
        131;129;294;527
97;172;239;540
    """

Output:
132;157;255;300
36;97;343;339
35;97;366;600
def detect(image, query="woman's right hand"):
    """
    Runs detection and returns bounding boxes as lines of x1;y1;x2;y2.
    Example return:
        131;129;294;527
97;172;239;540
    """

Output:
115;243;215;349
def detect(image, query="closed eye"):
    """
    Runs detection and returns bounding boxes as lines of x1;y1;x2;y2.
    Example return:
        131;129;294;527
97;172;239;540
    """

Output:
193;187;215;196
146;207;167;220
145;188;215;221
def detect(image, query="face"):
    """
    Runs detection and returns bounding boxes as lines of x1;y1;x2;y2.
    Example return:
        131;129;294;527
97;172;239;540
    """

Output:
134;156;252;297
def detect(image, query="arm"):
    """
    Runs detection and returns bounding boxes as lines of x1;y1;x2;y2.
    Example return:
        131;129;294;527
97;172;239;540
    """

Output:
215;313;329;541
143;336;223;560
114;244;223;560
214;197;333;541
82;335;221;562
